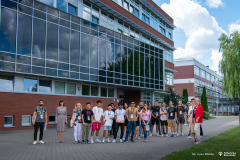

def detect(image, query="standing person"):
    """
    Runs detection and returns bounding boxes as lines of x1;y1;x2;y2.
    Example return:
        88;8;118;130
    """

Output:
148;102;152;136
81;102;93;144
140;103;151;142
113;103;126;143
176;99;185;136
102;104;115;143
150;100;160;136
72;103;83;144
187;101;194;138
184;103;188;125
90;100;103;144
167;100;177;138
111;103;117;137
158;102;164;135
123;103;129;140
123;100;138;143
160;102;168;137
32;100;47;145
134;105;141;140
194;98;203;144
139;101;144;137
56;100;67;143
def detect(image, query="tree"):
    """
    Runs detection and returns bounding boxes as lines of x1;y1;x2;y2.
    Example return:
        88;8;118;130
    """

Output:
182;88;189;104
164;86;181;106
201;86;209;112
219;31;240;99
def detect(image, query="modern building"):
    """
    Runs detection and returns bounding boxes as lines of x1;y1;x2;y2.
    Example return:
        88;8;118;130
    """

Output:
0;0;175;131
173;58;229;114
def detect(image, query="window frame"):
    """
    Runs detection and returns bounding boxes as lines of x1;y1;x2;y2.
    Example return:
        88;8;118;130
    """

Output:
48;114;56;124
22;115;31;126
4;115;14;127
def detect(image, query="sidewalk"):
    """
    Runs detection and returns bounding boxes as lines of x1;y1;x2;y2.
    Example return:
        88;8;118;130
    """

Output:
0;116;238;160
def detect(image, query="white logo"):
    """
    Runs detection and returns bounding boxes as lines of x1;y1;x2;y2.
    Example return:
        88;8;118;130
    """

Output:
218;152;223;156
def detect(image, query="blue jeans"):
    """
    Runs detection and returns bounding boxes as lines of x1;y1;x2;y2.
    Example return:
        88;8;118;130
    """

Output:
125;121;136;141
141;120;148;139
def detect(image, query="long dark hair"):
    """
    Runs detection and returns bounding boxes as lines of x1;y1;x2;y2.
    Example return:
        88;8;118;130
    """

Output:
59;100;65;106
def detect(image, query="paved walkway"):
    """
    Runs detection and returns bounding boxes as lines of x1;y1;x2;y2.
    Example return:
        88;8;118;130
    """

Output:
0;116;238;160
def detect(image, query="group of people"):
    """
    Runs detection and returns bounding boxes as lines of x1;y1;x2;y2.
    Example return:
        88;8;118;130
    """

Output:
32;98;203;145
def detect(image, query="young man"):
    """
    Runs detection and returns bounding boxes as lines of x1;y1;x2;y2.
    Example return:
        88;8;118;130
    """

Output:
167;100;177;138
123;100;138;143
150;100;160;136
32;100;47;144
90;100;104;143
176;99;185;136
113;103;126;143
82;102;93;144
102;104;115;143
111;103;116;137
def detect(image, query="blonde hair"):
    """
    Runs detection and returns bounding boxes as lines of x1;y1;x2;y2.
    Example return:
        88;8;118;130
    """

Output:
74;103;82;110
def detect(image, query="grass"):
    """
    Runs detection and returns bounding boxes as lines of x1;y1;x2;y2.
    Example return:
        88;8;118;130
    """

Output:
161;126;240;160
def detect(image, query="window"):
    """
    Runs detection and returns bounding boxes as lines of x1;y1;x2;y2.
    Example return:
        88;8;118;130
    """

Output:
207;73;210;81
135;9;139;18
0;75;13;91
55;81;65;94
68;4;77;16
4;116;14;127
24;78;37;92
49;114;56;124
57;0;67;12
141;92;152;104
22;115;31;126
67;83;76;95
91;86;98;96
92;16;98;24
101;87;107;97
194;66;200;76
118;0;123;6
202;70;206;78
165;72;173;85
82;85;90;95
123;0;129;10
39;80;51;93
108;88;114;97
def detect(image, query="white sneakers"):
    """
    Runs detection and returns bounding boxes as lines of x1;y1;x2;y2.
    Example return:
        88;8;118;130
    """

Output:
156;133;160;137
187;136;193;139
102;139;105;143
181;133;184;136
177;133;179;136
95;139;101;143
33;140;44;144
112;139;116;143
149;133;153;137
119;139;123;143
90;139;94;144
107;139;110;143
161;134;164;137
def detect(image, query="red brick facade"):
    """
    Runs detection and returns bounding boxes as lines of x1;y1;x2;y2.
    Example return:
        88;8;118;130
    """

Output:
0;92;119;131
174;65;194;79
174;83;194;97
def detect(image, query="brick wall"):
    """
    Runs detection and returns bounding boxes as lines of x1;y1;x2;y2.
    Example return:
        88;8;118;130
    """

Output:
0;92;118;131
124;91;141;105
174;83;194;97
174;65;194;79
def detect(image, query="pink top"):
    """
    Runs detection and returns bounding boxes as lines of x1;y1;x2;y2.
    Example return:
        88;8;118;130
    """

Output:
160;107;168;121
141;110;151;121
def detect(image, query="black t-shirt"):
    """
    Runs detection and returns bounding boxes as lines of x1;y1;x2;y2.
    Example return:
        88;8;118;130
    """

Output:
151;106;160;117
82;109;93;123
168;106;177;119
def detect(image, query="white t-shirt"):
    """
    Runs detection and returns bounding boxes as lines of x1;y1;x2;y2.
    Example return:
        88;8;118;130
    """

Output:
115;109;126;122
103;110;114;126
92;106;103;122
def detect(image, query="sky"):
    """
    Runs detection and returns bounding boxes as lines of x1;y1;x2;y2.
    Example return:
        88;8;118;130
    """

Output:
153;0;240;73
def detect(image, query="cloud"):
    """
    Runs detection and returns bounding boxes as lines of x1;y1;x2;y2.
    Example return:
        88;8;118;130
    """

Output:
206;0;224;8
210;49;222;72
161;0;226;72
228;20;240;34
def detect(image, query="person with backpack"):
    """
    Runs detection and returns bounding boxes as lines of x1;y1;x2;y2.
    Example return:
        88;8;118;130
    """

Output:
150;100;160;136
160;102;168;137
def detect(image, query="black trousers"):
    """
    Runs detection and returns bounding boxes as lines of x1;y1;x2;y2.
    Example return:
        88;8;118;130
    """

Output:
200;124;203;136
34;122;44;141
111;120;116;135
114;123;124;139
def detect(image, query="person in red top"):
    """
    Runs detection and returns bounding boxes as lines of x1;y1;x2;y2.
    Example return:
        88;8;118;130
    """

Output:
194;98;203;144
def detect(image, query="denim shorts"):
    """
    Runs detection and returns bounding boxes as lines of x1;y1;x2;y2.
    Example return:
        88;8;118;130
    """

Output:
103;125;112;130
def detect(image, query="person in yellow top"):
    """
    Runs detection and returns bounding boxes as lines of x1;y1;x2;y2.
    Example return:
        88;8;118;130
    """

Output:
123;100;138;143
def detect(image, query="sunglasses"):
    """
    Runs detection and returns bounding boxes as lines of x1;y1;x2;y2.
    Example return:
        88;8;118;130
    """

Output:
131;103;135;104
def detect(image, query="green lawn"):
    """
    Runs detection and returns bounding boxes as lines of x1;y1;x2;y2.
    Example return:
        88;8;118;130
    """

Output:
162;126;240;160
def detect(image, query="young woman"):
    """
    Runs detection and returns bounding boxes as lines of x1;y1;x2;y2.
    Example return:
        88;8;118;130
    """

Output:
134;105;141;140
72;103;83;144
56;100;67;143
140;103;151;142
123;103;129;140
160;102;168;137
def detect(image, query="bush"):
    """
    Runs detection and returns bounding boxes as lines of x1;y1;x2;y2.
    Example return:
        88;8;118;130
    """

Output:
204;111;210;119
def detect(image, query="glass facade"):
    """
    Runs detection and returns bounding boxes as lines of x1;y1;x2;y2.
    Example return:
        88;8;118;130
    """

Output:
0;0;164;90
